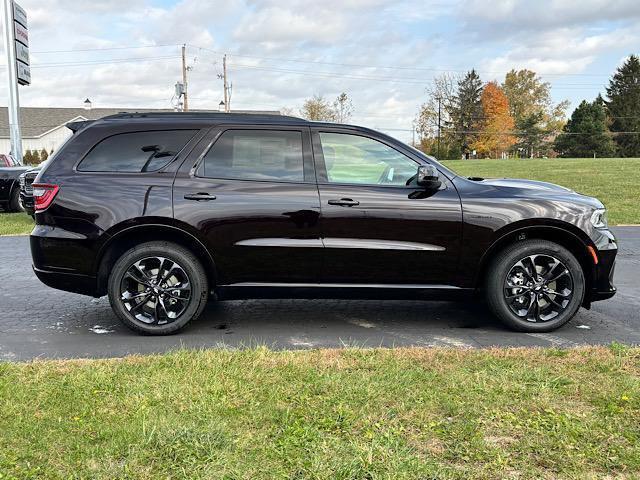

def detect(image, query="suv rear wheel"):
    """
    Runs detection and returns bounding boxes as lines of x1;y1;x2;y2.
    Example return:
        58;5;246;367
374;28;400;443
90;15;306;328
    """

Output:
107;241;209;335
485;239;585;332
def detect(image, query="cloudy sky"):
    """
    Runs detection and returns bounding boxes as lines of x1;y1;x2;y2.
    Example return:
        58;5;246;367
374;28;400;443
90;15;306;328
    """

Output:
1;0;639;141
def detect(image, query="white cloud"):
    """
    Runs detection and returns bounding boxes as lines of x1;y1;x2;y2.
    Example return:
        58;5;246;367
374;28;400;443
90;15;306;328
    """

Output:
461;0;640;34
481;27;640;77
0;0;637;143
232;7;346;45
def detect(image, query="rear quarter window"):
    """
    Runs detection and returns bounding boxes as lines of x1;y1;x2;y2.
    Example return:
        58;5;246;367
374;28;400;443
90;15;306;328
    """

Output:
78;130;197;172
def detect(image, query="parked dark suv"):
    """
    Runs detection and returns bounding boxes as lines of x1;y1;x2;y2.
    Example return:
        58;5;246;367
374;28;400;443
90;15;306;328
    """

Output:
30;112;617;335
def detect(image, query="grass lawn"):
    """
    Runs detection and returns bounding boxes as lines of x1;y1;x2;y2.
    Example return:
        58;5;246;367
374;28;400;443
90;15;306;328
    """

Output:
1;346;639;479
0;158;637;236
443;157;640;225
0;212;33;236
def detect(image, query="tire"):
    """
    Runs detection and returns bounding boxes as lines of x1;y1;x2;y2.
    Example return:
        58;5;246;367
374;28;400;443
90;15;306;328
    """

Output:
485;239;585;332
108;241;209;335
8;187;24;212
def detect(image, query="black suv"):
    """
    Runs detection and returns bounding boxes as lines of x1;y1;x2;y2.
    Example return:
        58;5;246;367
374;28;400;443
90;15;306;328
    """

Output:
30;113;617;335
0;153;29;212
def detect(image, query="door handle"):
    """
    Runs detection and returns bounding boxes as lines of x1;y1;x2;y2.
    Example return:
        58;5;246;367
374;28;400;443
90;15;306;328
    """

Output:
184;192;216;201
328;198;359;207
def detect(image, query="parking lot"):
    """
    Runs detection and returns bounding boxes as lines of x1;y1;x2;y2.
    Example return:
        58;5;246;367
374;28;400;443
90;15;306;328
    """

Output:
0;227;638;361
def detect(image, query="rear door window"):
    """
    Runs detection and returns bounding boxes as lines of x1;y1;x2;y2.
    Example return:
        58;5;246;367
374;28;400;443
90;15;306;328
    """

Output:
198;130;304;182
78;130;197;172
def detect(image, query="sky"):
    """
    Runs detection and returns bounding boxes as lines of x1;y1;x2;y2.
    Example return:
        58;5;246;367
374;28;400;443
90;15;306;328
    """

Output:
1;0;639;142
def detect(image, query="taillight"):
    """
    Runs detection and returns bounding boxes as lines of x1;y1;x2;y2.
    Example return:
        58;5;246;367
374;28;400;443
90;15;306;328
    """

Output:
32;184;59;212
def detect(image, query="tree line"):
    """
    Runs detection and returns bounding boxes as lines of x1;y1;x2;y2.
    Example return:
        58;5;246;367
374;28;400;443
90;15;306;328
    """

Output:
417;54;640;159
294;54;639;159
23;148;52;166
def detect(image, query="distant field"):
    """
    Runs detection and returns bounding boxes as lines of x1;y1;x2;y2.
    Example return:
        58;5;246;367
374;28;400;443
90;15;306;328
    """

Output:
0;346;639;479
0;212;33;236
443;158;640;225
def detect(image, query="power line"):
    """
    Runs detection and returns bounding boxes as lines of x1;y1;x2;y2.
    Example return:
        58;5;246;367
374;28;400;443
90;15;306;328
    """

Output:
425;130;640;136
0;55;180;69
31;44;181;54
188;43;632;78
20;42;633;82
227;62;628;90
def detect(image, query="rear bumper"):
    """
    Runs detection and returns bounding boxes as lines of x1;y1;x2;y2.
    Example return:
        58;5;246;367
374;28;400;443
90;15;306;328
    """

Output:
33;266;99;297
30;224;102;297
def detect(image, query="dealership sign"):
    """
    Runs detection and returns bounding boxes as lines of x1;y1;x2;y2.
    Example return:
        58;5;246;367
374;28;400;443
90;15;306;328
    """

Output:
12;1;30;86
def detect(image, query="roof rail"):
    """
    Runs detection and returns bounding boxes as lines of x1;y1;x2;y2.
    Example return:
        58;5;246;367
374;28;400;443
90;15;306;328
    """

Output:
100;111;303;122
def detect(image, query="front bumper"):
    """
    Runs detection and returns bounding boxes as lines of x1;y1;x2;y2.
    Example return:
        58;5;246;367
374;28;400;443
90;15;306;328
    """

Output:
19;192;34;215
587;229;617;303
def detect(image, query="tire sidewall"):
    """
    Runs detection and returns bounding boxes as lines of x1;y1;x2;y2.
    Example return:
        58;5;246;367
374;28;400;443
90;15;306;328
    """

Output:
108;242;208;335
9;187;24;212
486;240;585;332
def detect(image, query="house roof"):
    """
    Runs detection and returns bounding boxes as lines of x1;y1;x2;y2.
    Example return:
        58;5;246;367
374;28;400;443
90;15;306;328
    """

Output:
0;107;281;138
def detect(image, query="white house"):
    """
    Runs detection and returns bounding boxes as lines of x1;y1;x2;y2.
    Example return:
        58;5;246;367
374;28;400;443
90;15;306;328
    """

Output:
1;102;281;157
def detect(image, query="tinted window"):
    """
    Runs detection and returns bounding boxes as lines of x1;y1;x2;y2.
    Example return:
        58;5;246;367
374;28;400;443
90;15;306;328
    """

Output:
78;130;196;172
200;130;304;181
319;132;417;186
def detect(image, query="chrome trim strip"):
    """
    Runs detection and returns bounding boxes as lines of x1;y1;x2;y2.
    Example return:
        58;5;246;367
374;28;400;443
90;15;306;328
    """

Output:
323;238;445;251
235;238;323;248
235;237;445;251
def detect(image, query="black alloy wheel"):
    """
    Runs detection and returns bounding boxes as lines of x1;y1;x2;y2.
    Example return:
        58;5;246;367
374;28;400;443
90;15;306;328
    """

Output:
120;256;192;325
486;239;585;332
108;241;208;335
504;254;574;323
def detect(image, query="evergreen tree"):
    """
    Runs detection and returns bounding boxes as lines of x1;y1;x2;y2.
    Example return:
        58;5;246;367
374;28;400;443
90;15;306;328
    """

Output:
451;69;483;157
606;54;640;157
40;148;49;161
23;149;33;165
31;149;41;164
554;97;616;158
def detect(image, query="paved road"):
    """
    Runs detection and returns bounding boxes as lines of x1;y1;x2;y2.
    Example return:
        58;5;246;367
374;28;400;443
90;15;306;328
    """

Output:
1;228;639;360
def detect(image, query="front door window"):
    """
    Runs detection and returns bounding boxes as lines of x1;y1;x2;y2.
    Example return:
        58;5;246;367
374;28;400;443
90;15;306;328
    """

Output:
319;132;417;186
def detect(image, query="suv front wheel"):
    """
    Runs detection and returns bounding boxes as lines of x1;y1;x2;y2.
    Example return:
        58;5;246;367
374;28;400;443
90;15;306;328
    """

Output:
9;187;24;212
486;239;585;332
107;241;209;335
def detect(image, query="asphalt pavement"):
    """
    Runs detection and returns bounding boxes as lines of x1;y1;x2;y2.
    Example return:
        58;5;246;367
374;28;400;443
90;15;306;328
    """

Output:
1;227;638;360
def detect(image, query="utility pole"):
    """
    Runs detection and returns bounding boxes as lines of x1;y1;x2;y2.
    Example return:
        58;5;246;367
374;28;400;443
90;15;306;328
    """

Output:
223;54;229;112
181;44;189;111
436;95;442;159
2;0;23;162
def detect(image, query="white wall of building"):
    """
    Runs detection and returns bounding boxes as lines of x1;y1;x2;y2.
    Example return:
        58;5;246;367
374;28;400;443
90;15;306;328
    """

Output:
0;125;74;156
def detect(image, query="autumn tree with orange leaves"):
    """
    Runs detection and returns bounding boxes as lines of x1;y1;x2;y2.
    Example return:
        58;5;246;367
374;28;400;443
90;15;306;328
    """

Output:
471;81;516;158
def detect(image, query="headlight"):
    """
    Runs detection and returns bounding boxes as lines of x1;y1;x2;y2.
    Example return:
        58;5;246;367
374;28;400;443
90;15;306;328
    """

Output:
590;208;608;229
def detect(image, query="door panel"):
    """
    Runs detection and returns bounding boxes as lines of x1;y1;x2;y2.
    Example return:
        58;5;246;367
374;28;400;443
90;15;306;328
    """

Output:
313;129;463;285
318;183;462;284
173;126;322;285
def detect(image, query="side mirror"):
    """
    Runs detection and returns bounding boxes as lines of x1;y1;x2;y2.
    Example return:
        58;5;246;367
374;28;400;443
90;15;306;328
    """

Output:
417;165;442;190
